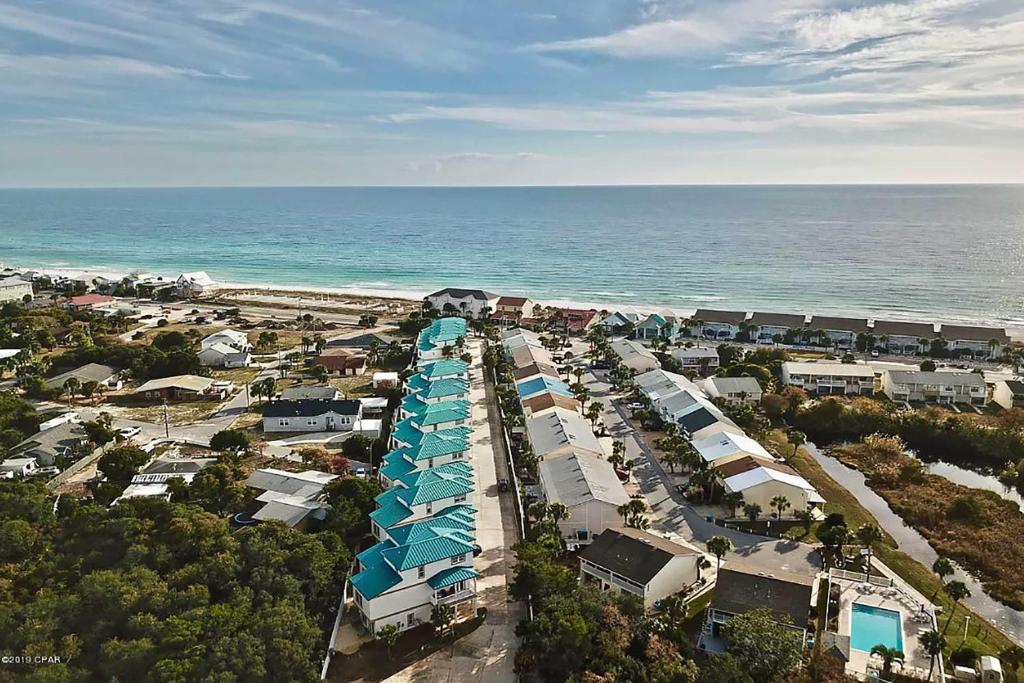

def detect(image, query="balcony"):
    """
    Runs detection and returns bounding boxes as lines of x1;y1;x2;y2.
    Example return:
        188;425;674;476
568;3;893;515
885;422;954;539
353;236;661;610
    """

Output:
432;588;475;606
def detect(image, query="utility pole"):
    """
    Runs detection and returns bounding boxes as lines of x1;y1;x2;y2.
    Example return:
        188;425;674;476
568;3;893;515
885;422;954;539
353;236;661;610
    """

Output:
163;399;170;438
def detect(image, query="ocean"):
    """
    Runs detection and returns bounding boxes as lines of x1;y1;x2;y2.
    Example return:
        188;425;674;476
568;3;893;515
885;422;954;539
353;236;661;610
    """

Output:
1;185;1022;329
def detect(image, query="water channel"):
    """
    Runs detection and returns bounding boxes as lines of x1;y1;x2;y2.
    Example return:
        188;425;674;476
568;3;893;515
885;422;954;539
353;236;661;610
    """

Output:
805;442;1024;646
919;460;1024;512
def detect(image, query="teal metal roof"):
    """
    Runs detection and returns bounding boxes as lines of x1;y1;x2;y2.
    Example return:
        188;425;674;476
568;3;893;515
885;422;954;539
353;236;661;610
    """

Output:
395;473;473;506
408;427;471;460
416;377;470;400
350;542;403;600
369;489;414;528
427;566;480;590
401;394;429;416
391;418;424;448
379;451;416;481
417;317;467;352
404;373;430;393
397;461;473;487
381;532;476;570
386;509;476;546
418;400;471;427
418;359;469;380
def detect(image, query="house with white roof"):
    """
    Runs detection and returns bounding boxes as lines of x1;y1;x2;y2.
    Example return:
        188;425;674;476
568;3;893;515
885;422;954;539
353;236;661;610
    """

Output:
781;361;876;396
692;431;775;468
424;288;499;319
176;271;216;297
198;342;252;368
245;468;339;528
993;379;1024;410
0;276;33;303
635;369;701;404
672;346;720;376
525;408;604;459
714;456;824;516
539;450;630;547
701;376;763;406
880;370;988;405
610;338;661;374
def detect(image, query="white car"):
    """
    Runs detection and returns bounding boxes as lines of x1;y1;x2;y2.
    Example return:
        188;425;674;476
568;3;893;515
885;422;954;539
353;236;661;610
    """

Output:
626;402;645;410
118;426;142;440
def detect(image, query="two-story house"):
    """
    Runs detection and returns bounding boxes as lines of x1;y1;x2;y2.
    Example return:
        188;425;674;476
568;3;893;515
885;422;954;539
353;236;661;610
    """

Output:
748;312;807;343
781;361;875;395
692;309;748;340
424;288;499;319
870;320;938;355
416;317;469;362
880;370;988;405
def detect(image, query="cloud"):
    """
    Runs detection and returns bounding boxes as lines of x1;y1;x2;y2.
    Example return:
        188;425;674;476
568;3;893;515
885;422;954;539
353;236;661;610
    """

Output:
0;2;148;48
405;151;547;176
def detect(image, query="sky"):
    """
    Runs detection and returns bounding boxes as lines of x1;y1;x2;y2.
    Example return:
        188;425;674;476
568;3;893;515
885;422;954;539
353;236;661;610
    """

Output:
1;0;1023;186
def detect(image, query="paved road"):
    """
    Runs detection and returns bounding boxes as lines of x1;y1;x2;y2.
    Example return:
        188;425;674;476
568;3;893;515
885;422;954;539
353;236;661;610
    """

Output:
582;364;822;578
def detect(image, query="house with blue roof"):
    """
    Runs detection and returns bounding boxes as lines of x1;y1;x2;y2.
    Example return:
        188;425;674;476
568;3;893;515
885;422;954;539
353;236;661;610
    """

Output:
407;376;470;404
411;359;470;383
378;426;472;486
369;467;474;540
416;317;468;362
516;375;574;401
390;400;471;449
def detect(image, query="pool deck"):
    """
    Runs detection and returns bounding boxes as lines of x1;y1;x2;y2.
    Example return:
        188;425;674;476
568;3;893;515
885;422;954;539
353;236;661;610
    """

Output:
828;566;942;681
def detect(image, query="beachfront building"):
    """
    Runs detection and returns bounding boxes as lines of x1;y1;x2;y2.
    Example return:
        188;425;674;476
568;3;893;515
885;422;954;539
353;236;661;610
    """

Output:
0;276;33;303
635;313;679;340
807;316;869;349
701;563;817;651
538;449;630;548
880;370;988;405
132;375;233;402
578;528;703;611
553;308;600;334
691;309;747;340
424;288;499;319
598;310;642;334
672;346;720;376
416;317;469;363
245;468;339;528
610;339;661;374
701;376;763;406
748;312;806;344
492;296;536;324
525;408;604;459
870;320;938;355
262;398;363;433
938;324;1011;359
198;329;252;368
993;380;1024;410
781;361;875;396
714;456;824;517
176;271;216;297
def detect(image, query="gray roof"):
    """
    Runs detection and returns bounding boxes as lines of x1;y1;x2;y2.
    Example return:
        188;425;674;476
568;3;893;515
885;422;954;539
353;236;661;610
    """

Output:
748;312;806;328
246;468;338;494
539;451;630;508
710;564;815;628
525;410;603;457
0;276;31;288
705;376;763;395
938;324;1010;344
580;528;698;584
326;332;402;349
142;457;217;475
11;422;87;460
44;363;119;389
871;320;938;338
886;370;986;387
693;309;747;325
279;386;343;401
808;316;869;333
428;288;499;301
1003;380;1024;397
262;398;361;418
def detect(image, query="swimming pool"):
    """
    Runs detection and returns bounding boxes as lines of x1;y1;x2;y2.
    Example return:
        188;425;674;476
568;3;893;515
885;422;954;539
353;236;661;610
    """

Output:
850;603;903;653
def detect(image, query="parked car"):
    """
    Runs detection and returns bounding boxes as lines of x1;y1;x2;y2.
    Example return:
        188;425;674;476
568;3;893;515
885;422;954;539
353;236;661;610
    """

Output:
117;426;142;440
498;478;509;492
870;349;880;358
626;402;644;410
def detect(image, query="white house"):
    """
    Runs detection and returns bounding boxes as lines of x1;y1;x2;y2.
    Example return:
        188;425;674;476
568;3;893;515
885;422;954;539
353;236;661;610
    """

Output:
672;346;720;376
416;317;468;362
579;528;704;610
993;379;1024;410
807;316;869;349
262;398;363;433
201;329;251;352
939;324;1011;360
781;361;875;396
714;456;824;516
692;309;747;340
880;370;988;405
610;338;661;374
198;343;252;368
871;320;938;355
701;376;763;405
0;457;39;477
245;468;339;528
525;409;604;459
692;431;775;468
0;277;33;303
597;310;641;333
424;288;500;319
175;271;216;296
748;312;806;343
538;450;630;547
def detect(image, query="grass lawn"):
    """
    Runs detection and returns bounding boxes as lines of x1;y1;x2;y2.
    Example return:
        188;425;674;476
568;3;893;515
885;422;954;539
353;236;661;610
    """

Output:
764;430;1022;676
116;400;222;425
210;367;261;384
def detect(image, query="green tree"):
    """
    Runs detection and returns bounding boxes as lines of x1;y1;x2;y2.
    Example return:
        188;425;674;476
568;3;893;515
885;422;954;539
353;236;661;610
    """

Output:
699;653;754;683
743;502;762;521
920;629;946;682
706;535;732;572
312;365;329;384
617;498;649;529
585;401;603;428
378;624;400;655
942;581;971;635
770;495;791;519
870;644;905;677
209;428;252;455
932;556;955;596
97;445;148;486
431;603;455;638
855;523;883;579
722;491;745;519
63;376;81;405
720;608;802;682
786;429;806;458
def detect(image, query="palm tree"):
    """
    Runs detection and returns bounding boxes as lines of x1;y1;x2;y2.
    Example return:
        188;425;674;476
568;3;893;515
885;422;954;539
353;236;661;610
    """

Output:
920;629;946;682
617;499;648;529
706;535;732;571
870;644;904;677
586;401;604;428
932;556;954;598
794;509;814;535
608;440;626;469
301;336;311;354
787;430;806;458
63;377;80;406
941;581;971;635
722;491;744;519
856;523;883;579
770;495;791;519
743;502;762;522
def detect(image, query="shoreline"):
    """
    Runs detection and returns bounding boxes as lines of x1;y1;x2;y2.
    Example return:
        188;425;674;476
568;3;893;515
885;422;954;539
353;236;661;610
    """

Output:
7;261;1023;341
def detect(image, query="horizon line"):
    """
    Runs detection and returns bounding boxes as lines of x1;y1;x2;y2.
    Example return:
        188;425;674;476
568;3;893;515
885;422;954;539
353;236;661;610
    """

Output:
1;181;1023;190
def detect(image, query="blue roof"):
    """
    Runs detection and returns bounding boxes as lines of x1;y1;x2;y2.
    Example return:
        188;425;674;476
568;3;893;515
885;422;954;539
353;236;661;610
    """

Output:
517;376;573;399
369;488;414;528
401;394;429;416
416;377;470;400
418;317;467;352
427;566;480;590
392;418;424;447
351;542;403;600
380;530;476;570
379;451;416;481
386;508;476;546
418;359;469;380
397;461;473;487
407;427;472;460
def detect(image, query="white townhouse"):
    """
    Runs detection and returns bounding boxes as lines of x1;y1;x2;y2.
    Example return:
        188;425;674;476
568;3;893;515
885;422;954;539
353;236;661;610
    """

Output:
424;288;500;319
807;316;870;349
579;528;704;611
610;339;661;374
262;398;363;433
691;309;748;340
701;376;763;406
416;317;469;362
0;277;33;303
378;426;473;487
672;346;720;376
748;312;806;343
871;320;938;355
538;449;630;548
939;324;1011;360
880;369;988;406
781;361;876;396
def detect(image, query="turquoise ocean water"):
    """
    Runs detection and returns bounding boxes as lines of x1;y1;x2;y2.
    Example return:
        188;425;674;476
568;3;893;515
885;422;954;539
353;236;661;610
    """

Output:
1;185;1022;329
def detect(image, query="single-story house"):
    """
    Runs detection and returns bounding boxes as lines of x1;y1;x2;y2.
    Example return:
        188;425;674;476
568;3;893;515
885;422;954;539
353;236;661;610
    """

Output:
201;329;250;352
579;528;703;610
880;369;988;405
0;276;33;303
993;379;1024;410
513;361;561;382
326;332;403;350
701;376;763;405
938;324;1011;359
65;293;114;311
525;408;603;459
748;312;807;343
38;412;80;432
198;342;252;368
672;346;720;376
115;457;217;503
516;375;574;401
692;309;748;340
692;431;775;468
9;422;89;467
43;363;122;391
807;316;870;348
424;288;500;319
635;369;701;404
870;320;938;355
262;398;363;433
539;449;630;547
511;345;553;369
315;348;368;376
610;339;661;374
702;563;818;648
0;457;38;477
245;468;339;528
133;375;231;402
715;456;825;515
780;361;875;396
279;386;342;401
521;392;582;417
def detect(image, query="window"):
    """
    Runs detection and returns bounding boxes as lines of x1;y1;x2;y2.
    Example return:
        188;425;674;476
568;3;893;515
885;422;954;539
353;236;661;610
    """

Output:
279;419;288;426
454;494;466;503
451;554;466;565
354;593;362;607
418;566;425;579
425;503;432;514
428;458;434;468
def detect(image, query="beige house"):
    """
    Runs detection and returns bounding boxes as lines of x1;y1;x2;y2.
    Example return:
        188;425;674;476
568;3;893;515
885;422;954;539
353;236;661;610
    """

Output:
715;456;824;517
993;379;1024;410
781;361;875;395
701;376;763;405
538;450;630;547
880;369;988;405
493;296;536;323
0;276;33;303
610;339;661;373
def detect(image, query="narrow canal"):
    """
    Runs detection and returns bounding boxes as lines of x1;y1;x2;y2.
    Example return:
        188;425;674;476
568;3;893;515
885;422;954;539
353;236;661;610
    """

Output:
806;442;1024;646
